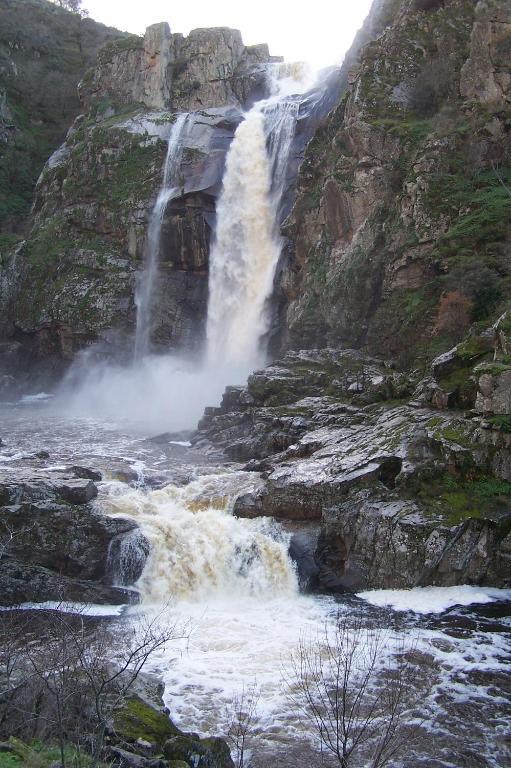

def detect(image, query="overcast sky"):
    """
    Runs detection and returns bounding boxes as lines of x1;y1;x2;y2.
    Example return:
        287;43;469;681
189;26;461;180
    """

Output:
84;0;374;70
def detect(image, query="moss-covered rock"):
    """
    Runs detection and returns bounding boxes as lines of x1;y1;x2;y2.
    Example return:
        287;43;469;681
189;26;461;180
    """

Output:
113;697;235;768
113;696;180;747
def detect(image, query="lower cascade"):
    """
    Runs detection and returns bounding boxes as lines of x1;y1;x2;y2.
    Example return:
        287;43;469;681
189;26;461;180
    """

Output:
104;472;298;603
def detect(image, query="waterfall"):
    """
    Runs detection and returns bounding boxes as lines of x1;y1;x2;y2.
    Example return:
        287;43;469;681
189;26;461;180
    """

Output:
134;113;190;360
205;73;307;373
104;473;297;603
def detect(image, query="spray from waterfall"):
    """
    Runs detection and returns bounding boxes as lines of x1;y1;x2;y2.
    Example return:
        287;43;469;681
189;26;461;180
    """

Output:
134;113;190;360
56;67;314;432
205;68;310;374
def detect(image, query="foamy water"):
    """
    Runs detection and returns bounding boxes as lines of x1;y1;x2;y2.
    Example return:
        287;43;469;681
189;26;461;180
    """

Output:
1;400;510;767
358;585;511;614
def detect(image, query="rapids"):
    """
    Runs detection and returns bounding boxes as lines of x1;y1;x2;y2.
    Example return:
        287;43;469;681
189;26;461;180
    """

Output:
1;399;509;767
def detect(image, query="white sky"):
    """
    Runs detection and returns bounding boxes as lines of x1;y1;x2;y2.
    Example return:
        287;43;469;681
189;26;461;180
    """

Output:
84;0;374;70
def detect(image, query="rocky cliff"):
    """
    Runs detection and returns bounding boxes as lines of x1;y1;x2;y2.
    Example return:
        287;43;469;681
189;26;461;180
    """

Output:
280;0;511;369
0;19;287;389
0;0;126;240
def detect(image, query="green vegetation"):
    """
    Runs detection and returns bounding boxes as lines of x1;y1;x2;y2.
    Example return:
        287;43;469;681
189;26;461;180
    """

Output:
433;424;475;450
0;0;126;235
0;739;110;768
486;415;511;433
114;696;179;746
415;470;511;524
428;166;511;250
372;117;432;143
97;34;143;65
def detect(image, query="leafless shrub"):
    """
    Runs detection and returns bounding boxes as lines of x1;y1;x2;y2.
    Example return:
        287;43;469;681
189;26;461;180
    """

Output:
0;605;181;768
286;611;421;768
226;683;260;768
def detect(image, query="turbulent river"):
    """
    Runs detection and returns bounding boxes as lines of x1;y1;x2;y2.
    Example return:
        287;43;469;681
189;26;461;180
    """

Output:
1;398;510;768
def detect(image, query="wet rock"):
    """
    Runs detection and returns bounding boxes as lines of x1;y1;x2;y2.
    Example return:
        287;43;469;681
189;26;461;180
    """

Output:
0;559;135;606
70;465;103;482
199;350;511;589
0;468;143;605
56;478;98;504
106;746;163;768
288;529;321;591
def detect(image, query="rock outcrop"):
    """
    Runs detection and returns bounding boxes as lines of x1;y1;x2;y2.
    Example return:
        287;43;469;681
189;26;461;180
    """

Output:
79;23;280;114
194;340;511;591
0;466;145;605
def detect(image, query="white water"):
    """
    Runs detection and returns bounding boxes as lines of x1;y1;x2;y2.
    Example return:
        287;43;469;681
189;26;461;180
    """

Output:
358;585;511;614
103;472;297;602
2;399;510;767
205;68;308;374
134;113;190;360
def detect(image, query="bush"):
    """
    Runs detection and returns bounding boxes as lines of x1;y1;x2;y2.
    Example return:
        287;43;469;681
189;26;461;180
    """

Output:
412;0;445;10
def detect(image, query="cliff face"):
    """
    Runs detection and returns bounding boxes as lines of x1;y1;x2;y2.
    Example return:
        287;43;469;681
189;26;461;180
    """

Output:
79;24;280;113
0;22;280;387
281;0;511;368
0;0;126;240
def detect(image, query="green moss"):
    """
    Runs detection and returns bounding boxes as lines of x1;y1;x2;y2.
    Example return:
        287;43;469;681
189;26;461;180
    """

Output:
371;116;432;143
456;336;492;362
487;415;511;433
113;696;179;747
415;471;511;524
434;425;475;449
477;362;511;375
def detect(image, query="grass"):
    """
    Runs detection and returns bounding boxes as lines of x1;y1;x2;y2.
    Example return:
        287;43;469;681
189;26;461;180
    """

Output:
486;415;511;433
427;166;511;253
0;739;111;768
415;471;511;524
371;116;432;143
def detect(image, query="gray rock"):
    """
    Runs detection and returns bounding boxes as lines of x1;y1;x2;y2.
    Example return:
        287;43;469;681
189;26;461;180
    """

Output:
199;351;511;589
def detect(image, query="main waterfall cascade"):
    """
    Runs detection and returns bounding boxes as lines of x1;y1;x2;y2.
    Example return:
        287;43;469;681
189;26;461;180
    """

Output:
206;68;308;372
134;113;191;360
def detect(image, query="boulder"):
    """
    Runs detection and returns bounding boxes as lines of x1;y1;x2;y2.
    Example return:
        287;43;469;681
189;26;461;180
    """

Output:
0;468;145;605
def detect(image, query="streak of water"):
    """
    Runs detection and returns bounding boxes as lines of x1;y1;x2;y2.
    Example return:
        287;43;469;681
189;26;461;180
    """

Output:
134;113;191;360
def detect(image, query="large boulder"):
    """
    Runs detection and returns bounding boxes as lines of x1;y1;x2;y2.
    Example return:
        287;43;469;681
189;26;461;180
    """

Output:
0;467;147;605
